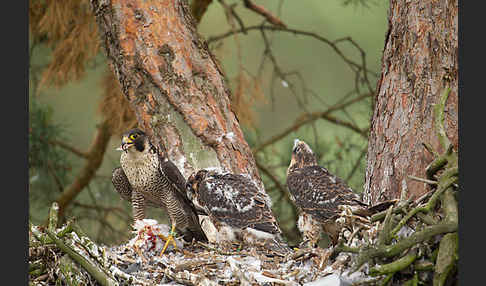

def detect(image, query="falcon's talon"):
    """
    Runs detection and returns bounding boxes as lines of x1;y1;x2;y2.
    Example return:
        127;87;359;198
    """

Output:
160;224;178;255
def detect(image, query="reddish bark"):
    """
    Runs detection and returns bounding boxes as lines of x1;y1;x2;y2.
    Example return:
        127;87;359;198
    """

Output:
364;0;458;204
90;0;262;185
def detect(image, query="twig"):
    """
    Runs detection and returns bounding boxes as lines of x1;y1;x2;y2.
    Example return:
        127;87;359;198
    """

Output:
196;241;236;255
370;197;411;222
377;206;394;246
255;159;290;204
407;175;438;185
351;222;457;273
369;249;418;276
345;145;367;182
48;202;59;233
55;120;112;221
389;176;456;238
47;161;65;192
434;88;451;150
243;0;286;27
45;230;117;286
433;232;458;286
253;93;370;153
207;25;379;77
49;139;90;159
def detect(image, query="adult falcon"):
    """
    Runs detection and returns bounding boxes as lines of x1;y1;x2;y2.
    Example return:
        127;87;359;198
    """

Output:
286;139;391;247
186;169;289;254
111;128;207;254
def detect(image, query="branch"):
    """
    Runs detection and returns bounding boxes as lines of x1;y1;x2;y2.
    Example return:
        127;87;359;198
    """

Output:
190;0;214;25
255;159;290;203
207;25;378;77
55;120;112;221
350;222;457;273
45;230;117;286
345;146;367;182
49;139;90;159
253;93;370;153
242;0;286;27
434;88;452;150
369;249;418;276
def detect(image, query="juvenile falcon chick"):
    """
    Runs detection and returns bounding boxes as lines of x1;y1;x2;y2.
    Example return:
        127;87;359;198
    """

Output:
112;128;207;254
286;139;371;247
187;169;289;254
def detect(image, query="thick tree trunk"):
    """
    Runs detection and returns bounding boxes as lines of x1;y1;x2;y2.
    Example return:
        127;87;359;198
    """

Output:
364;0;458;204
90;0;262;186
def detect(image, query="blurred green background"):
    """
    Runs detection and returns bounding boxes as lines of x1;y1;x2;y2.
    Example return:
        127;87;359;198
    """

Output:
29;0;389;246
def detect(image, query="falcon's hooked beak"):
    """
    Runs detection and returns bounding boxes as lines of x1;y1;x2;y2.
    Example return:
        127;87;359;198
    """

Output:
116;135;134;152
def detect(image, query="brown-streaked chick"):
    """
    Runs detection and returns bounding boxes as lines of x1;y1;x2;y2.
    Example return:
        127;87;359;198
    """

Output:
187;169;290;255
112;128;207;255
286;139;376;247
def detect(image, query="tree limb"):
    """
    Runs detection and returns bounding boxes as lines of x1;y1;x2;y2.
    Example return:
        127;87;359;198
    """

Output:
242;0;286;27
253;93;370;153
55;120;112;221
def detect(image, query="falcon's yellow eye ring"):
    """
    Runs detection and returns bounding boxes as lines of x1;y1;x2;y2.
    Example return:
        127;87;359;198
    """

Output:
129;134;138;140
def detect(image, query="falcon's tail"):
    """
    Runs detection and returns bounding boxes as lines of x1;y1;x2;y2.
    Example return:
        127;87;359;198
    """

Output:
183;217;208;243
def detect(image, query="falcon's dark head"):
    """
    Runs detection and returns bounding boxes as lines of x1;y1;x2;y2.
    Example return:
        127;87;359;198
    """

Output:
288;139;318;172
117;128;147;153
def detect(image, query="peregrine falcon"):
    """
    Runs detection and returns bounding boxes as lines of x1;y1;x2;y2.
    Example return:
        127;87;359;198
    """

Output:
186;169;288;253
112;128;207;254
286;139;369;247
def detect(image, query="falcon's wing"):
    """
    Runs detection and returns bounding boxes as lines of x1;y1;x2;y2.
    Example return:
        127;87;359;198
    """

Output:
286;165;365;222
158;157;199;211
111;167;161;208
158;155;208;242
112;167;132;202
197;173;281;234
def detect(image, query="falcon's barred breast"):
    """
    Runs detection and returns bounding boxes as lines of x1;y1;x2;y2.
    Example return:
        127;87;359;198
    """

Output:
186;169;283;244
111;128;207;245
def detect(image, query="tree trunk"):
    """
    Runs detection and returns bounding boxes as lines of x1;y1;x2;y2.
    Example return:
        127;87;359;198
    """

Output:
364;0;458;204
90;0;262;186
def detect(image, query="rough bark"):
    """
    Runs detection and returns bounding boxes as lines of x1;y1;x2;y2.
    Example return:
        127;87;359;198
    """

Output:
90;0;262;187
364;0;458;204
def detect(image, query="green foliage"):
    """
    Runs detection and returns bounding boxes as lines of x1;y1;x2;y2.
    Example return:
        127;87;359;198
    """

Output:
29;96;73;223
29;97;68;176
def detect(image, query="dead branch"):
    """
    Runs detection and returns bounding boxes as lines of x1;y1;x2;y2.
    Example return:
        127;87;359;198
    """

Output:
190;0;214;24
253;93;371;153
55;120;112;221
207;25;378;77
243;0;286;27
49;139;90;159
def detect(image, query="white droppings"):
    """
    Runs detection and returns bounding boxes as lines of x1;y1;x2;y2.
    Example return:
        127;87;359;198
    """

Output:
329;176;337;184
245;228;276;240
225;132;235;140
